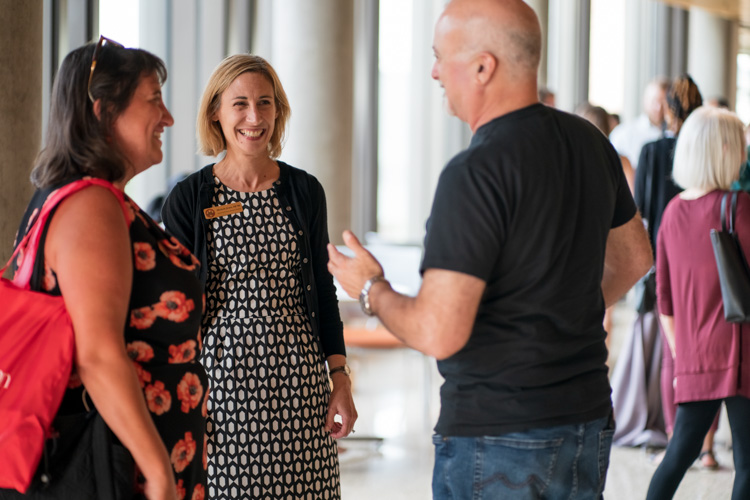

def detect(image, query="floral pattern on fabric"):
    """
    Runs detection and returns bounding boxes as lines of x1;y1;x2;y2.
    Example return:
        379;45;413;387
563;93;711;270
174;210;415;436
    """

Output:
169;340;197;363
145;381;172;415
14;183;209;499
134;242;157;271
171;432;197;473
119;197;208;497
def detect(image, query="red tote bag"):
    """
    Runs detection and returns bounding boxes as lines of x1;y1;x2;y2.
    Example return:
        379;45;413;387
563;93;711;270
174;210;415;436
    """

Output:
0;178;127;493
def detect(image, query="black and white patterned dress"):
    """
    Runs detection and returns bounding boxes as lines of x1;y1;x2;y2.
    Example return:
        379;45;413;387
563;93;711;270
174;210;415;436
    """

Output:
202;177;340;500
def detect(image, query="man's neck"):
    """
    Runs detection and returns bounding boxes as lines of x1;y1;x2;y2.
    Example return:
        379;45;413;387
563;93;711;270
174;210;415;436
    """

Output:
469;92;539;133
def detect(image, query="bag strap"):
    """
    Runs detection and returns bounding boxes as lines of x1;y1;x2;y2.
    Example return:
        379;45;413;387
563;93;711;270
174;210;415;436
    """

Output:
3;178;130;287
720;191;740;235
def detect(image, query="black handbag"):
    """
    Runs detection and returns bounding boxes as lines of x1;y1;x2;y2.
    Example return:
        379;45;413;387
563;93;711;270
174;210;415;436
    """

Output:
0;408;135;500
710;191;750;323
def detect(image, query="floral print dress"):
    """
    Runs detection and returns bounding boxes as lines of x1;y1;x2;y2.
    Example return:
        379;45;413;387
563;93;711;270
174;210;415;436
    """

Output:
14;180;209;500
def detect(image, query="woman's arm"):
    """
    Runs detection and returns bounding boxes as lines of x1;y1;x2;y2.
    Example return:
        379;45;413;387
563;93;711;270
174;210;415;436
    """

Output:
306;178;356;436
659;314;676;359
46;186;176;500
325;354;357;438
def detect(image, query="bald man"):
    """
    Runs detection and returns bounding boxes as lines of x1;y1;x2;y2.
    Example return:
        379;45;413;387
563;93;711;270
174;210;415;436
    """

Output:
609;78;669;170
328;1;652;497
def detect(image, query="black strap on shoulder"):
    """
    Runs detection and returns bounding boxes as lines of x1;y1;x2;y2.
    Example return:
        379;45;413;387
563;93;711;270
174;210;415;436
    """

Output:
722;190;741;235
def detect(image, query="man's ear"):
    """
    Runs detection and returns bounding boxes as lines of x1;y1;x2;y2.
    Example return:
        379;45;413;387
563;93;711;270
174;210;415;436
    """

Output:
475;52;497;85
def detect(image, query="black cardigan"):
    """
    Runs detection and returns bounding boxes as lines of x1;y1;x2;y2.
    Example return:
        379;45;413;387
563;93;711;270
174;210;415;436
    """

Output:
634;137;682;256
161;161;345;358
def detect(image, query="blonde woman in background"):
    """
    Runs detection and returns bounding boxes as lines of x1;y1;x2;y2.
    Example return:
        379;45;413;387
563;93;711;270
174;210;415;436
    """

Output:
646;106;750;499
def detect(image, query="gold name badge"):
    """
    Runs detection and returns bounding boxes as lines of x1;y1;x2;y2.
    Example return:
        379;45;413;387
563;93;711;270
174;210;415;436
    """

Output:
203;202;243;219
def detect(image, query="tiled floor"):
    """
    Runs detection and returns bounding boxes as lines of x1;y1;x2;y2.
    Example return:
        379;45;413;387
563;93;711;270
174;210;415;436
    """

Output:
338;298;737;499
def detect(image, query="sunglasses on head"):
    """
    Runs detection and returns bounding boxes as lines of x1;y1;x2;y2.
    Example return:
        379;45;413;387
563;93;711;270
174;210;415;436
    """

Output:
87;35;124;103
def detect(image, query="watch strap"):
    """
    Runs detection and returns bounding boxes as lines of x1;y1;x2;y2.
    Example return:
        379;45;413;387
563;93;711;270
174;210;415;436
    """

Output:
329;365;350;377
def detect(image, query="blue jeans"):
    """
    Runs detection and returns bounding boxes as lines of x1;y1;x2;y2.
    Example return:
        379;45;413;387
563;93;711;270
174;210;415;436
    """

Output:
432;411;615;500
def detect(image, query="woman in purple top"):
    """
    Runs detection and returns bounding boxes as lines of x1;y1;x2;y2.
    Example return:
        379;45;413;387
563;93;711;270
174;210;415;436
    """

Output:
647;106;750;499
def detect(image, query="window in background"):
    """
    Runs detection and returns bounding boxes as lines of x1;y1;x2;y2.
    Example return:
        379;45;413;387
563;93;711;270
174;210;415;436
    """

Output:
98;0;139;47
377;0;415;243
588;0;626;118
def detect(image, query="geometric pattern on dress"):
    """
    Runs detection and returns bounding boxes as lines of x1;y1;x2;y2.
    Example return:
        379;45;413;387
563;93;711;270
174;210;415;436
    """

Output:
202;180;340;499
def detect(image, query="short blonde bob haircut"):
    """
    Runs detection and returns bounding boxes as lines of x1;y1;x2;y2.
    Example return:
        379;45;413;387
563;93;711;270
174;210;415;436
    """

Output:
672;106;747;191
197;54;290;158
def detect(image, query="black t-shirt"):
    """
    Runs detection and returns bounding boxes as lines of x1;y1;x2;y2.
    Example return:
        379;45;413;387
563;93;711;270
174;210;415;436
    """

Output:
421;103;636;436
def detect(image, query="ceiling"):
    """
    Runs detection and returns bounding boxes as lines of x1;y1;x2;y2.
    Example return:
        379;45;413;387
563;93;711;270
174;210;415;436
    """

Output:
657;0;750;53
657;0;747;24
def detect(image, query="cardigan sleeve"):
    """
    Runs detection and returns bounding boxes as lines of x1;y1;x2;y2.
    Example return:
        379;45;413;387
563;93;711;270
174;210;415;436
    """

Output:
307;176;346;357
634;143;651;215
162;179;202;282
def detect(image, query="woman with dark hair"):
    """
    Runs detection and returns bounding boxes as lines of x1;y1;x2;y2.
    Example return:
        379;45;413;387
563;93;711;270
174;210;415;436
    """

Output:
3;38;207;499
638;76;723;468
611;75;706;455
646;106;750;499
162;54;356;499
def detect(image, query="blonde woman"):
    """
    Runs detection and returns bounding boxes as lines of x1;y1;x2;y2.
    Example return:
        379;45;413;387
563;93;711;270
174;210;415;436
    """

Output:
162;54;356;500
646;106;750;499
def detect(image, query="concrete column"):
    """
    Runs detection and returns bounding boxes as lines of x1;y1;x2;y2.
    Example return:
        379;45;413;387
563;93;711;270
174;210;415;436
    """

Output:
688;7;734;104
622;0;666;122
351;0;379;237
227;0;254;55
651;5;688;78
0;1;43;263
668;7;689;78
547;0;590;111
269;0;354;245
251;0;273;58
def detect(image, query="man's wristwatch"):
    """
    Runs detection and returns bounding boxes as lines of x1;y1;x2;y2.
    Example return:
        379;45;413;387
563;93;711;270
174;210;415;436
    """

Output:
329;364;351;377
359;275;388;316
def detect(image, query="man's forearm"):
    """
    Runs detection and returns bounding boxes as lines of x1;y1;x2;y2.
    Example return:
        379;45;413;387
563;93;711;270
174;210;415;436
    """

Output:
369;281;440;357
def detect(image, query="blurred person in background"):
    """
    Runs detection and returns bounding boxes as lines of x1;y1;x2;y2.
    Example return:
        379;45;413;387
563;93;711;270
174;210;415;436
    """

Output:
610;78;669;170
610;76;705;454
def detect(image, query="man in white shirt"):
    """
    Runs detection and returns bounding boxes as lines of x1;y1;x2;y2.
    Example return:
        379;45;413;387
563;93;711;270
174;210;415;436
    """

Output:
609;78;669;170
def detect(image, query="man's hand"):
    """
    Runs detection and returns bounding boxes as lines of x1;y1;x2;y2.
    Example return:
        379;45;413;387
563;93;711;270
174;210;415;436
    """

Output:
327;230;385;299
